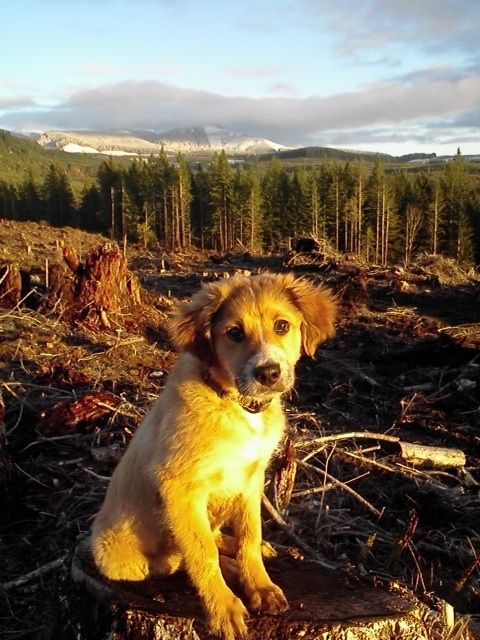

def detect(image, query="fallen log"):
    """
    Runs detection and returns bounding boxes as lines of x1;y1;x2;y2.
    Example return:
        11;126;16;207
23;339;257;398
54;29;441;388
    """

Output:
71;536;444;640
302;431;466;470
398;441;466;469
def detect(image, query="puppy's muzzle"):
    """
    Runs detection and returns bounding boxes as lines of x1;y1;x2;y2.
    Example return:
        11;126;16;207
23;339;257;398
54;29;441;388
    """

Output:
253;362;281;388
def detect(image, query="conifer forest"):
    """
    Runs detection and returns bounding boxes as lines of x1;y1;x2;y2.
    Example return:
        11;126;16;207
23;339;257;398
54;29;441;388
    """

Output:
1;148;480;266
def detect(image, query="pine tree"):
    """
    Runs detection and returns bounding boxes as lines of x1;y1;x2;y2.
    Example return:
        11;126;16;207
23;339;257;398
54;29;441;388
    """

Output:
175;155;192;248
208;151;233;252
0;181;17;219
18;176;42;221
404;204;423;266
190;165;210;250
439;154;475;264
337;162;357;253
97;159;124;237
42;164;75;227
287;167;310;238
232;166;262;251
148;149;176;247
123;160;148;243
364;158;387;262
78;184;102;231
316;161;337;245
261;158;290;251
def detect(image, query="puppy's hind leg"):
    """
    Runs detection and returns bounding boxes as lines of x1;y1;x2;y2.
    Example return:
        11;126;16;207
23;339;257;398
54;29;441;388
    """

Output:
149;535;184;576
92;518;150;581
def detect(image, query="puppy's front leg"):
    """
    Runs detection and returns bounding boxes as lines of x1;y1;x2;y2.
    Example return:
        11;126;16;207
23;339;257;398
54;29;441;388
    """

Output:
162;483;248;640
234;481;288;615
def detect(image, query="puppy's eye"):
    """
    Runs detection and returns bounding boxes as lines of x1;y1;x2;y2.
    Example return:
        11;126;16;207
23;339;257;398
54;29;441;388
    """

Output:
274;319;290;335
227;326;245;342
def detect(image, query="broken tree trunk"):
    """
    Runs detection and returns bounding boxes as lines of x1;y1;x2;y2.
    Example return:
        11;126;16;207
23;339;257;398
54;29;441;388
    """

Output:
71;537;443;640
0;264;22;308
44;243;142;329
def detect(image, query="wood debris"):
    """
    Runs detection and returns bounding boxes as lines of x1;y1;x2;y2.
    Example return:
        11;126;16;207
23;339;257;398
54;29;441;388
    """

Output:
1;221;480;639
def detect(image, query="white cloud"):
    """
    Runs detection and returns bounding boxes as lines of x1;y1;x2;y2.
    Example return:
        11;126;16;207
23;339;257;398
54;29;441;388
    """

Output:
303;0;480;57
0;95;35;109
1;65;479;152
0;74;480;149
227;65;291;78
71;61;182;77
267;82;299;96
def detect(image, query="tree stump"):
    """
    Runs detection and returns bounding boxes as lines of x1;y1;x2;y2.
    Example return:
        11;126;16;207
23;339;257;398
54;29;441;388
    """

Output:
72;537;439;640
44;243;142;329
0;264;22;308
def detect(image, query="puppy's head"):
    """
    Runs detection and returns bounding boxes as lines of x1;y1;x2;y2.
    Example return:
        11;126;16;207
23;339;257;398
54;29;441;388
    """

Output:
169;273;336;399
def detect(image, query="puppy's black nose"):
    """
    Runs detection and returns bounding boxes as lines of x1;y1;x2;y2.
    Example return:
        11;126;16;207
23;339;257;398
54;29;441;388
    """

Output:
253;363;281;387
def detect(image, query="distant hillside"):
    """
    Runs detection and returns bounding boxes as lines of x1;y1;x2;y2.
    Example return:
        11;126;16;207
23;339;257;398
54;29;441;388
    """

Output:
36;125;289;156
397;152;437;163
0;129;120;196
261;147;468;166
260;145;396;163
0;129;59;185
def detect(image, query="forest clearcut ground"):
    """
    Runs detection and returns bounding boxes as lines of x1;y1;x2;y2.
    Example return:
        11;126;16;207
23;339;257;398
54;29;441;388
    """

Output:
1;220;480;639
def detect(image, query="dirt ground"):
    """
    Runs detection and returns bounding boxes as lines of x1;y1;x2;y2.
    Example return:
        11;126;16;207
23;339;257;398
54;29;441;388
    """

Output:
1;221;480;639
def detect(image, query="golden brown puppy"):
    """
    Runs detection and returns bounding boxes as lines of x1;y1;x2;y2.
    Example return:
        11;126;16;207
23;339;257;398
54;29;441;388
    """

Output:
91;272;336;639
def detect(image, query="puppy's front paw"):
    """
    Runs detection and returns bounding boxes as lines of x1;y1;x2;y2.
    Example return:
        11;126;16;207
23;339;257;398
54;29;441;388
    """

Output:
245;582;288;615
208;592;249;640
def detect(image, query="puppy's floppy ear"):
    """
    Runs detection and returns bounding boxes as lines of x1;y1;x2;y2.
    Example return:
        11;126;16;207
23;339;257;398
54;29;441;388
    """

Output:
281;274;337;357
168;280;230;363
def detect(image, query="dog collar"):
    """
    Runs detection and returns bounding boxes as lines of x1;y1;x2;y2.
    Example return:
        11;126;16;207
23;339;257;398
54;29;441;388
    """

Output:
203;370;272;414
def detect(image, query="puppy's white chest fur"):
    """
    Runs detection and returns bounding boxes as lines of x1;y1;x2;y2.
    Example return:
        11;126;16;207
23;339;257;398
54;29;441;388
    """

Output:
245;410;263;432
236;411;279;466
209;410;279;496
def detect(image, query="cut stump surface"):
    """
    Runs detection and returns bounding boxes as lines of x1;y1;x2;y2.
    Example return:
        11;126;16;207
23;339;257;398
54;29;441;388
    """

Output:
72;537;436;640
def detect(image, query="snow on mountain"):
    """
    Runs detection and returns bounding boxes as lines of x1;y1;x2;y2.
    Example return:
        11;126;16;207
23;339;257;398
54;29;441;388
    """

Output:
157;125;288;154
63;143;100;154
37;131;160;155
36;126;290;156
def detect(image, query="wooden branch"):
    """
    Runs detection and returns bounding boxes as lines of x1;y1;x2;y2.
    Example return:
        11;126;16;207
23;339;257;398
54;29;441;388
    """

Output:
1;554;67;590
261;493;338;570
299;431;466;470
398;441;466;469
300;431;400;462
299;430;400;447
297;460;382;518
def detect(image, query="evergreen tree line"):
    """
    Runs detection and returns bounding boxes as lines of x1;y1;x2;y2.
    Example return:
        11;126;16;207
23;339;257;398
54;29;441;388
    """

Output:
1;150;480;266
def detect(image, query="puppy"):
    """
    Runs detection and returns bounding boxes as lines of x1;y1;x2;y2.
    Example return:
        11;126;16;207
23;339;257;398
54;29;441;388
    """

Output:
91;272;336;639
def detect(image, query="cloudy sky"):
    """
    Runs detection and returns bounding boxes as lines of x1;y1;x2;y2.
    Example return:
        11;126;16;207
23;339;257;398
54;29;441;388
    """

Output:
1;0;479;155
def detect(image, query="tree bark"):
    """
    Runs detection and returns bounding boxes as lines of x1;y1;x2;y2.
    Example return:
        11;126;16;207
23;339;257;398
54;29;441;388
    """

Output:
0;264;22;308
44;243;142;329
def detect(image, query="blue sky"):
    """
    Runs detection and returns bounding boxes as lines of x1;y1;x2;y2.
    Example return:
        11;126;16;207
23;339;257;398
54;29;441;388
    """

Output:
1;0;480;155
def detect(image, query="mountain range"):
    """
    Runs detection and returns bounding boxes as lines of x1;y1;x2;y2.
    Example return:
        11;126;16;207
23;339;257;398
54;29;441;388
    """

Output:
36;125;289;156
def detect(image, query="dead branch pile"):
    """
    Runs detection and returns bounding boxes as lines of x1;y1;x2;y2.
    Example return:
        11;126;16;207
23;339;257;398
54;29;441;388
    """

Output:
414;254;478;286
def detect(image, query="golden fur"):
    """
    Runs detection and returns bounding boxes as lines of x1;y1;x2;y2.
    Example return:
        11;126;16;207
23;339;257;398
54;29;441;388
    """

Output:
91;272;336;639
